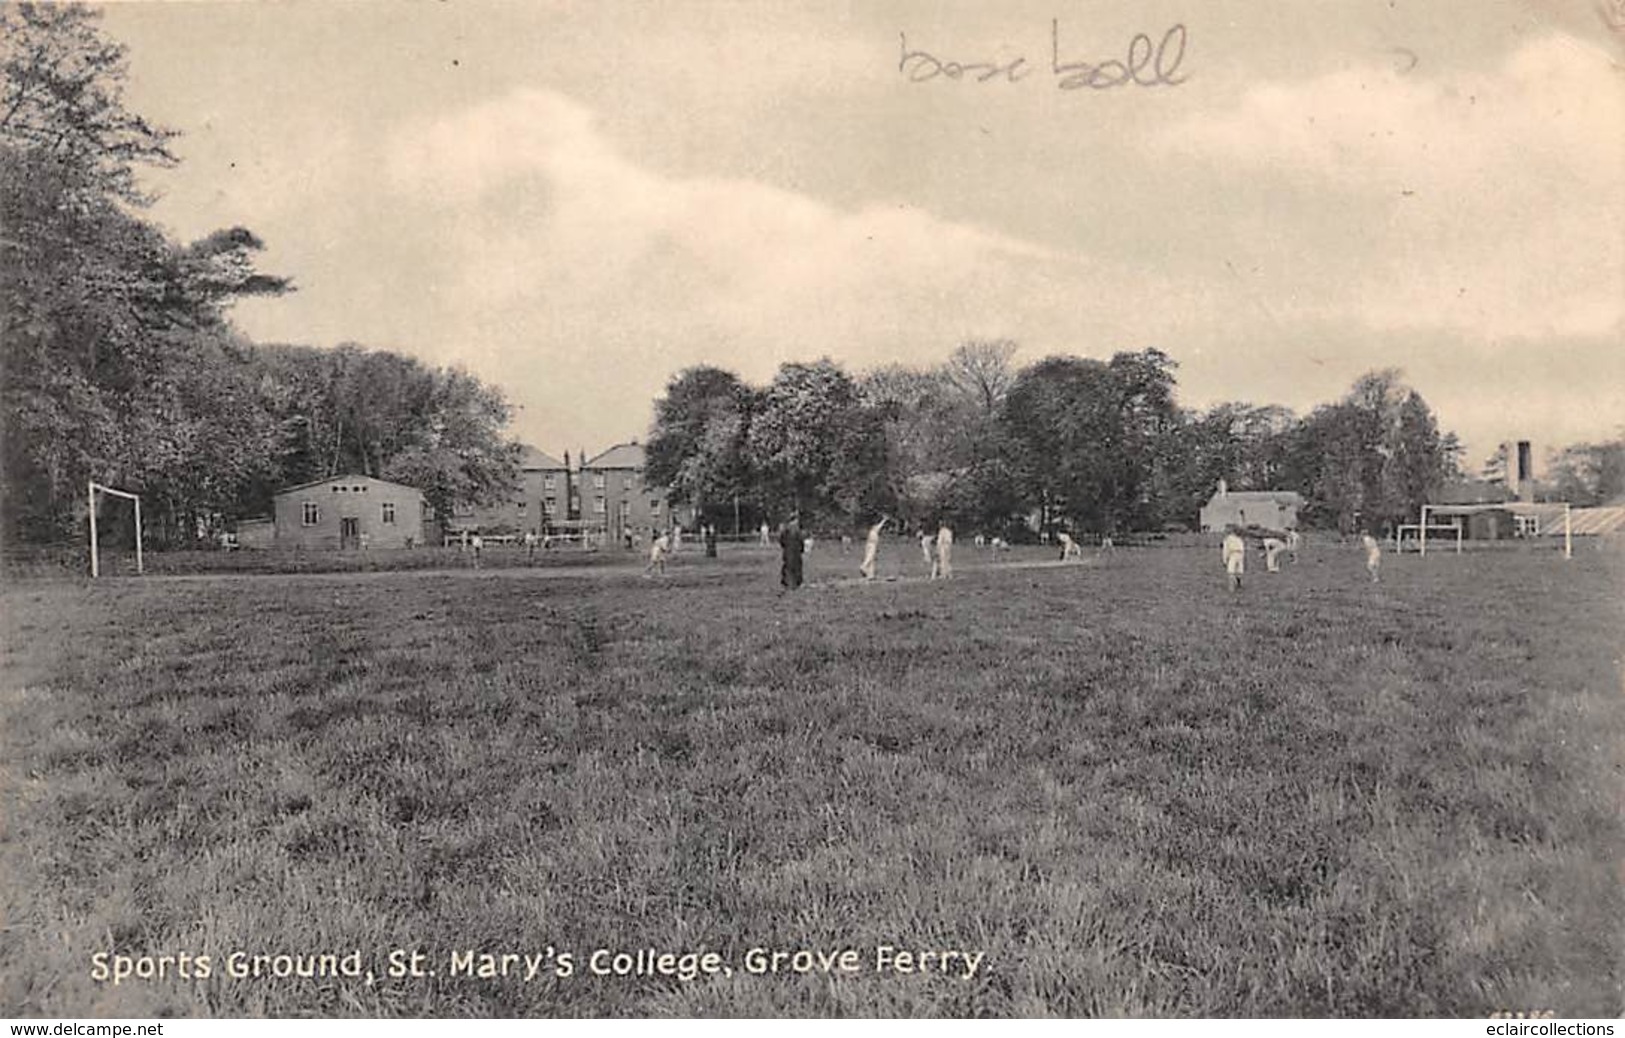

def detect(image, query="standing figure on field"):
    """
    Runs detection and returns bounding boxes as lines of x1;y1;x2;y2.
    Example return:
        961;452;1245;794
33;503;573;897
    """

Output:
470;532;484;569
779;518;805;590
1262;537;1286;573
1286;528;1301;563
645;528;670;577
860;516;888;581
934;523;954;579
918;530;934;574
1222;527;1246;591
1057;531;1082;561
1362;533;1382;583
759;521;771;546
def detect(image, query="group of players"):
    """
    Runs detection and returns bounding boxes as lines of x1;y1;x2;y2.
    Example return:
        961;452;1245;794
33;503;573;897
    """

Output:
1219;526;1384;590
641;513;1389;591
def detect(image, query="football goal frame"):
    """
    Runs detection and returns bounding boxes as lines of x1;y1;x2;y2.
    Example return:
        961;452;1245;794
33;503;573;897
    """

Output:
1409;503;1573;559
88;480;143;577
1398;522;1462;555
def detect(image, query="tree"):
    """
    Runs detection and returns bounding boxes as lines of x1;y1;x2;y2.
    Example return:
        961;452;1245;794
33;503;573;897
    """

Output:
942;339;1017;417
999;356;1122;533
1279;370;1453;533
1546;440;1625;506
1153;402;1297;529
745;359;888;523
1;5;295;544
996;349;1181;534
379;366;519;521
1;2;178;204
645;366;754;521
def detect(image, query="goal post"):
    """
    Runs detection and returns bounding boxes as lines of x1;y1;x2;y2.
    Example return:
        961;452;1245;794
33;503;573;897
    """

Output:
88;480;143;577
1398;522;1461;554
1409;502;1573;559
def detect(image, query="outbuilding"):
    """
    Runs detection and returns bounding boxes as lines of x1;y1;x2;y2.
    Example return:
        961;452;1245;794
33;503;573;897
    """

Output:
269;474;426;550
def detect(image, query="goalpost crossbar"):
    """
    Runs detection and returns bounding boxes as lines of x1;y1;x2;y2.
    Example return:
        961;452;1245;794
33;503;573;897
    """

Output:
88;480;143;578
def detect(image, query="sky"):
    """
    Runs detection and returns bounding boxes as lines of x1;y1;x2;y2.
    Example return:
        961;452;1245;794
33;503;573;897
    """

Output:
99;0;1624;471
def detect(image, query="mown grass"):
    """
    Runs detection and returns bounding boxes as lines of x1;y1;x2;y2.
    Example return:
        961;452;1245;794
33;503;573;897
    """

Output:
2;541;1620;1017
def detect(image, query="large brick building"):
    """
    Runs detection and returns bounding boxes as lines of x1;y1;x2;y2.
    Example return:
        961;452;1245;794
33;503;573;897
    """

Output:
441;445;571;541
580;442;672;545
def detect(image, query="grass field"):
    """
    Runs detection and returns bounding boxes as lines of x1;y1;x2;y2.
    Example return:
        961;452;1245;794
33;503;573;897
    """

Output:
2;540;1621;1018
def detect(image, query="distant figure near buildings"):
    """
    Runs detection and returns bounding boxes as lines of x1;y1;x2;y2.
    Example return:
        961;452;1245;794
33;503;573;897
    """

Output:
919;531;934;572
1262;537;1286;573
1057;532;1082;561
1222;528;1246;591
934;524;954;580
1099;536;1114;553
860;516;888;581
671;526;683;552
759;522;771;546
1286;528;1302;563
524;529;538;561
1362;533;1382;583
470;533;484;568
645;529;670;577
779;519;805;590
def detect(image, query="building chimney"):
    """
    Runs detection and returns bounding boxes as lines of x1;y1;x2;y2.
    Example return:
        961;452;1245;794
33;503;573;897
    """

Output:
1516;440;1534;502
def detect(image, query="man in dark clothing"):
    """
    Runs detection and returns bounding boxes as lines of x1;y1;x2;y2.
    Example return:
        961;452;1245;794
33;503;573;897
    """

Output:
704;523;718;558
778;518;804;589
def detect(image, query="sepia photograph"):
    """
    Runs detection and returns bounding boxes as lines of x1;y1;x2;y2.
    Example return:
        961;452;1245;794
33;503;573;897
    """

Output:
1;0;1622;1021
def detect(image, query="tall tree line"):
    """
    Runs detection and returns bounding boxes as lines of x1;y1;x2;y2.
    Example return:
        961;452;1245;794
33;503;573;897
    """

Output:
1;4;517;547
648;347;1461;537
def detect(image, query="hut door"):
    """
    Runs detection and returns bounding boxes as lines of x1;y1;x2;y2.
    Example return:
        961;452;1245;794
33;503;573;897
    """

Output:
341;517;359;548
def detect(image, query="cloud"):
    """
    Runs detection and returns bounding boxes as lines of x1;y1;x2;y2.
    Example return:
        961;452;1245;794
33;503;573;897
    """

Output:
1148;34;1625;339
372;87;1128;445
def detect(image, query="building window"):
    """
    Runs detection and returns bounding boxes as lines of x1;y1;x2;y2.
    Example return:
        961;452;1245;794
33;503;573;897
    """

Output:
594;495;606;514
302;502;320;526
1514;515;1540;537
545;496;556;513
651;498;661;512
382;502;396;524
517;500;527;512
544;475;557;492
592;473;606;490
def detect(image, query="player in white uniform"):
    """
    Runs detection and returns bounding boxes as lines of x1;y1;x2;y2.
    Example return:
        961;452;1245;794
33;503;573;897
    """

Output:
1286;528;1301;563
1362;533;1382;583
860;516;888;580
919;531;934;573
1057;532;1083;561
1222;528;1246;591
1262;537;1286;573
645;530;670;577
934;524;954;579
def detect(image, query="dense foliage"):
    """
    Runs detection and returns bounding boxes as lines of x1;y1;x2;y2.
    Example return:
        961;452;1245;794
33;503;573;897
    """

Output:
1;4;517;547
649;347;1461;537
